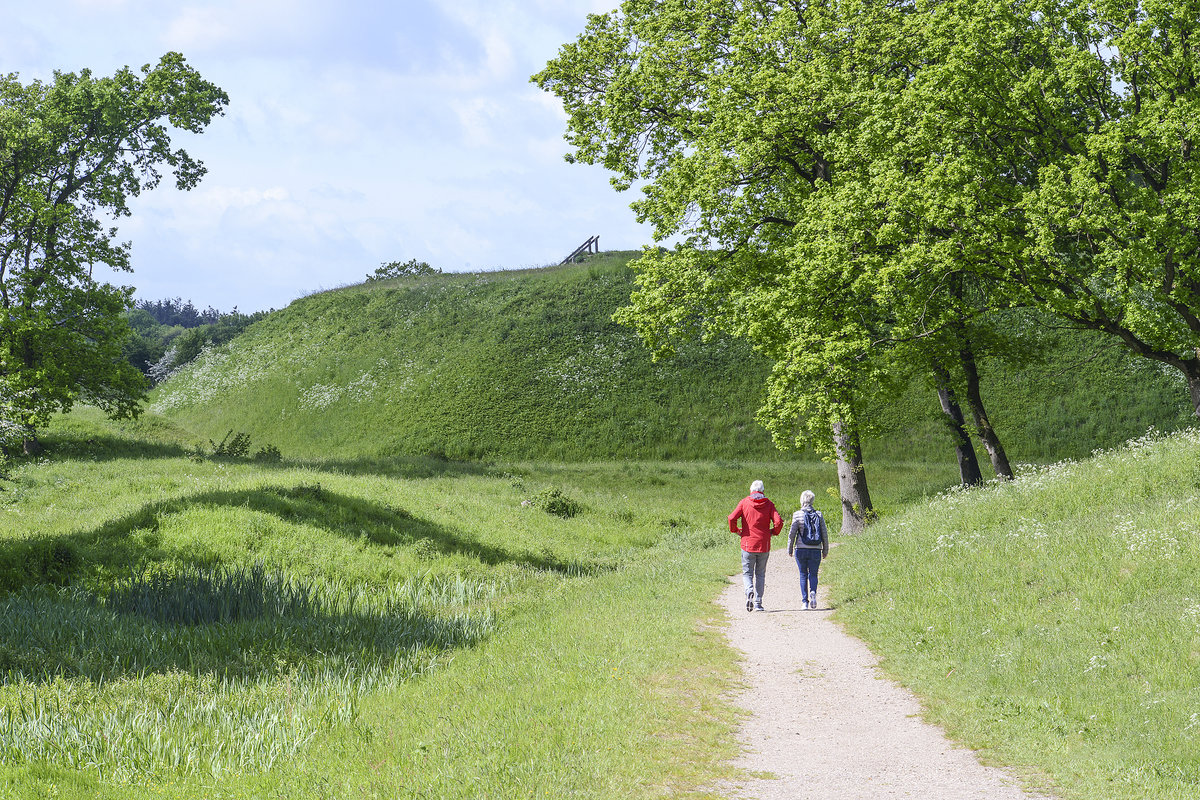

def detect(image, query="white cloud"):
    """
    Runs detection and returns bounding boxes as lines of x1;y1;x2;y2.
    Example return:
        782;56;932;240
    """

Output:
478;29;516;80
451;97;506;149
161;0;322;54
163;7;235;51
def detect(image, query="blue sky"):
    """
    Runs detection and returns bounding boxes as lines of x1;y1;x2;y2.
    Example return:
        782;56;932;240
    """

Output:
3;1;647;312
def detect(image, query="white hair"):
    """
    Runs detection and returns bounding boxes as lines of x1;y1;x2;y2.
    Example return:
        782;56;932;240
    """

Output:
800;490;815;507
750;479;765;493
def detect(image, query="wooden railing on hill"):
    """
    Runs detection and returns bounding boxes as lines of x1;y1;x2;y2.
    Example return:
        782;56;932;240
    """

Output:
560;235;600;264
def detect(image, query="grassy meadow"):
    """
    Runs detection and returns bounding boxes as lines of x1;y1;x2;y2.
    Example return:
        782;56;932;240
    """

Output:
6;408;1199;799
3;256;1199;798
0;409;867;799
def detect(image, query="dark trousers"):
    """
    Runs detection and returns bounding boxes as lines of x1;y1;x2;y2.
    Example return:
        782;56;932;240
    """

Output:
794;548;822;603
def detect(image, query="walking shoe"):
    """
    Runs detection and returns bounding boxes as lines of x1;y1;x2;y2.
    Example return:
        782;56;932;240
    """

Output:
746;596;754;612
754;603;765;612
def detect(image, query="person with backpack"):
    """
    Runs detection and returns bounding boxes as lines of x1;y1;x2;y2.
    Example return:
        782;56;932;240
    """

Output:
788;490;829;609
728;479;784;612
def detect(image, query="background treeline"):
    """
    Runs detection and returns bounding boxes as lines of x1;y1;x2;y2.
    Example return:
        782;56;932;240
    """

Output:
123;298;273;383
136;297;223;328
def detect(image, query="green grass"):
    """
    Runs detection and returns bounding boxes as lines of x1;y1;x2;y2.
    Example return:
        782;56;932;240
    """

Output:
151;253;783;463
0;411;853;798
833;427;1200;799
3;316;1198;798
145;253;1195;474
5;410;1200;798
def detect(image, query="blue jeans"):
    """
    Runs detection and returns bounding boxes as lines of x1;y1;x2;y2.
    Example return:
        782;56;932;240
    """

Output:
741;550;769;604
794;549;821;603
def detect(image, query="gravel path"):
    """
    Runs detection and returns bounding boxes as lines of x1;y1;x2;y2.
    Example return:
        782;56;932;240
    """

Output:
717;548;1050;800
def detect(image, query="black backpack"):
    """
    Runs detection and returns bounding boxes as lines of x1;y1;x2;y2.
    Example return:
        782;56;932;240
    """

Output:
799;509;823;546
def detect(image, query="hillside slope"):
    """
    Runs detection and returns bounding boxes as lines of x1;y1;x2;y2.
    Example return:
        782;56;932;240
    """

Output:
152;254;778;461
152;252;1195;465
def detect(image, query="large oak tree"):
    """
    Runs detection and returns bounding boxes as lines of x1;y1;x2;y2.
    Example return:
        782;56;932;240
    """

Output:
537;0;972;529
540;0;1200;522
874;0;1200;417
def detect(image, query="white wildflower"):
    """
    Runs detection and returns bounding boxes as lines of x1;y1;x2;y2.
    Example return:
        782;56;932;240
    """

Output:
1182;599;1200;628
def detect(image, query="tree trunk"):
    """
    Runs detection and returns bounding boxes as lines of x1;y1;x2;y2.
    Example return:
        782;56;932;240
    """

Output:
22;435;42;456
832;419;874;534
1189;354;1200;417
933;364;983;487
959;345;1013;479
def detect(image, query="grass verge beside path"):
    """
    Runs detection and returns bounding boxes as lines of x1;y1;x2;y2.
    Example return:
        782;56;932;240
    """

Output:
268;540;742;799
832;428;1200;800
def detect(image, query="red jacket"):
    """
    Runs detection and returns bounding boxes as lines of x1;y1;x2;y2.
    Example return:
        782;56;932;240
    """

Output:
728;492;783;553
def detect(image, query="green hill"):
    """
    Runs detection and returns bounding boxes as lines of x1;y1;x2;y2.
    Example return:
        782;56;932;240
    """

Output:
152;253;777;462
151;251;1196;466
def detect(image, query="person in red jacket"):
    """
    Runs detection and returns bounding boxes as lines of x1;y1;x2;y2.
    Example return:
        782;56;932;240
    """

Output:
728;479;784;611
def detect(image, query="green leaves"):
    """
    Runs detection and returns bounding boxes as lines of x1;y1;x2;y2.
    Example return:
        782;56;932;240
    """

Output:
0;54;227;442
365;258;441;281
539;0;923;455
540;0;1200;481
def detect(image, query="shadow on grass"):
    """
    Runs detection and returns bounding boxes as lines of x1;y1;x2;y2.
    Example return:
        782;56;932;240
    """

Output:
0;481;576;685
0;576;490;685
23;482;579;580
33;430;194;462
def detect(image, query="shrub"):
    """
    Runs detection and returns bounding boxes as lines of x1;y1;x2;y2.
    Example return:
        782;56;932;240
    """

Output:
412;538;440;561
366;258;441;281
530;488;583;518
272;483;324;501
210;430;252;459
0;538;82;592
253;444;283;463
33;539;79;586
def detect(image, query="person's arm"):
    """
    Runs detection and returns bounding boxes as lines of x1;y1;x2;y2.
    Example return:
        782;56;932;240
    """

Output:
820;513;830;558
787;518;800;555
728;502;743;534
770;505;783;536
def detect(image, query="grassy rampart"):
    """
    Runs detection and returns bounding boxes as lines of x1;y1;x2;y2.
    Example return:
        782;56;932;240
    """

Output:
151;253;1194;472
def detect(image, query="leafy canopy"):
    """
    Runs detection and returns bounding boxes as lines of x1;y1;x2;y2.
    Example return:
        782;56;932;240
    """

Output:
536;0;915;454
538;0;1200;465
0;52;228;443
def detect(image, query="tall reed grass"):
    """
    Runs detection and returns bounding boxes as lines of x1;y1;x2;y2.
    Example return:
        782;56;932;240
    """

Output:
0;568;501;785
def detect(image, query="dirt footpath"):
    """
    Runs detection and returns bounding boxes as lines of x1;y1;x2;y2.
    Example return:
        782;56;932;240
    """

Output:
717;548;1050;800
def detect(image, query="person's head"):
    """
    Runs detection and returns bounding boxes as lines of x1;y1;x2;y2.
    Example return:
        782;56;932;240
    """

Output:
750;479;764;494
800;490;815;507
